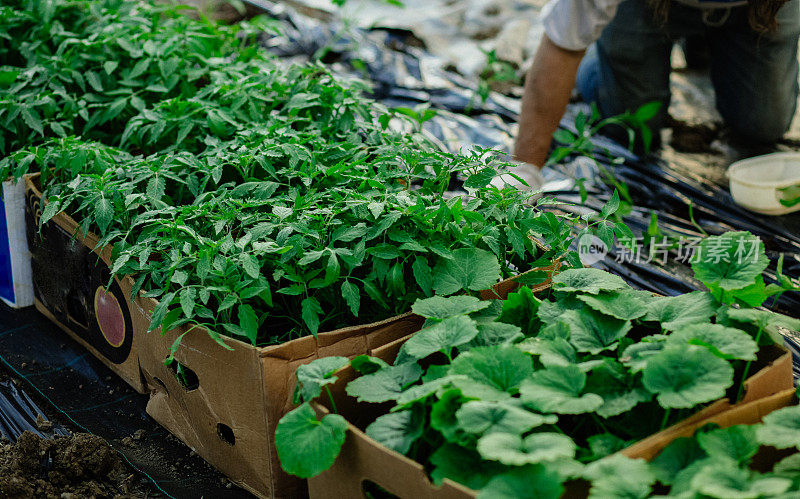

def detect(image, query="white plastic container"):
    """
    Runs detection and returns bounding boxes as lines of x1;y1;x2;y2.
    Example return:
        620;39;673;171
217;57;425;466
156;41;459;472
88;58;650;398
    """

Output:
728;152;800;215
0;179;34;307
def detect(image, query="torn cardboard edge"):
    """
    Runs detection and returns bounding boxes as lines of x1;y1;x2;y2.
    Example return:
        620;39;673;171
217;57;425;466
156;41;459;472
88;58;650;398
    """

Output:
24;173;561;498
307;341;794;499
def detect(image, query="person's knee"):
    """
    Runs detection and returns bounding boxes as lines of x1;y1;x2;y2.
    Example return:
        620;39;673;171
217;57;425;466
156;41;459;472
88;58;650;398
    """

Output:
728;106;795;144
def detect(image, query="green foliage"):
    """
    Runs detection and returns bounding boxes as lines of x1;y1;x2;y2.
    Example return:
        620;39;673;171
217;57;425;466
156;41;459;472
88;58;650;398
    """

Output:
2;0;593;350
277;247;794;495
274;403;347;478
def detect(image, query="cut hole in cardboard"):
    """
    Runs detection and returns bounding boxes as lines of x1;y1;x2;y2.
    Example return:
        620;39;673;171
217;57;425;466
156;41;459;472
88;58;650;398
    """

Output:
152;377;169;397
217;423;235;446
166;359;199;391
362;480;399;498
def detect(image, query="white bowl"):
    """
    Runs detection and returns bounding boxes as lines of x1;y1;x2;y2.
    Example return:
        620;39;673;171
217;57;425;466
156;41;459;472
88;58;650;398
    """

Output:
728;152;800;215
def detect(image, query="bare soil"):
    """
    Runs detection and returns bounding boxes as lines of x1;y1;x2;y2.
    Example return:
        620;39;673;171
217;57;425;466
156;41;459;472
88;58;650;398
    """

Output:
0;431;141;499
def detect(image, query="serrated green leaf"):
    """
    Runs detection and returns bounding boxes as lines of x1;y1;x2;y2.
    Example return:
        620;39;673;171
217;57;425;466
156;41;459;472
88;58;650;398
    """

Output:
584;455;655;499
576;289;653;320
294;356;349;403
399;315;479;360
477;432;576;466
345;362;422;403
552;268;628;295
697;425;759;464
520;365;604;414
301;297;324;336
516;337;577;367
644;291;717;331
432;248;501;295
477;464;564;499
651;436;706;486
642;346;734;409
94;196;113;233
340;280;360;316
411;295;491;320
667;324;757;361
620;336;666;372
690;461;791;499
449;345;533;397
365;408;423;454
585;359;651;418
456;400;557;436
757;405;800;449
692;232;769;291
559;308;632;354
467;322;524;348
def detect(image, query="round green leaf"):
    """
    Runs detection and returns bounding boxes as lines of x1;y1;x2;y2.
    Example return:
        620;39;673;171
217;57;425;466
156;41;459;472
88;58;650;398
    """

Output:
477;432;576;466
275;403;347;478
432;248;502;295
757;405;800;449
690;462;791;499
644;291;717;331
467;322;524;348
294;356;349;403
520;365;604;414
365;408;424;454
585;359;651;418
583;455;655;499
576;289;654;320
650;436;706;485
477;464;564;499
411;295;491;319
620;336;666;372
668;324;758;361
691;232;769;291
516;337;577;367
642;346;734;409
560;308;632;354
449;345;534;397
697;425;759;464
399;315;479;360
456;400;557;436
552;268;628;295
345;362;422;403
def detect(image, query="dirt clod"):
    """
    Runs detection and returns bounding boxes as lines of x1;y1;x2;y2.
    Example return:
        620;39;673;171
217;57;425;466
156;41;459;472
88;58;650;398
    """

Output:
0;431;139;498
36;414;53;432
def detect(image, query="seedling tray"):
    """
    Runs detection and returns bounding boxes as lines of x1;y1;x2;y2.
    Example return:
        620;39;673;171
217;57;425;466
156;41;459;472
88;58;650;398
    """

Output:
24;173;559;498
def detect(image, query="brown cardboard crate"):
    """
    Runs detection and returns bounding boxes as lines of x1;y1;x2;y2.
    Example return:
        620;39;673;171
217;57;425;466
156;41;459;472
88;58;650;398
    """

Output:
621;382;797;461
138;264;557;498
25;173;560;497
308;342;794;499
25;175;148;393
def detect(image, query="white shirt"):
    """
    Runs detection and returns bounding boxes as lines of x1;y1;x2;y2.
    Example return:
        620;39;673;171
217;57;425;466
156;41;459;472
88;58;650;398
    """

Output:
541;0;749;51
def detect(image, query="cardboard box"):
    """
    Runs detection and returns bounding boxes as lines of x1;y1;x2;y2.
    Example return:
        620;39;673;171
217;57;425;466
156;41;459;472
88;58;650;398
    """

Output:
24;173;559;497
308;343;793;499
25;176;148;393
624;388;797;464
138;266;557;498
622;345;793;461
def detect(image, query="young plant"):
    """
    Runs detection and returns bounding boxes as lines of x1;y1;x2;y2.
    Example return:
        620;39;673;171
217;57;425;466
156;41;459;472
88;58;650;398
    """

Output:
276;231;799;497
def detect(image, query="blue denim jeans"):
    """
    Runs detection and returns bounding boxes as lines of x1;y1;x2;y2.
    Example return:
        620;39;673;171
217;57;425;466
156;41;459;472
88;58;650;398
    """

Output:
576;0;800;145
